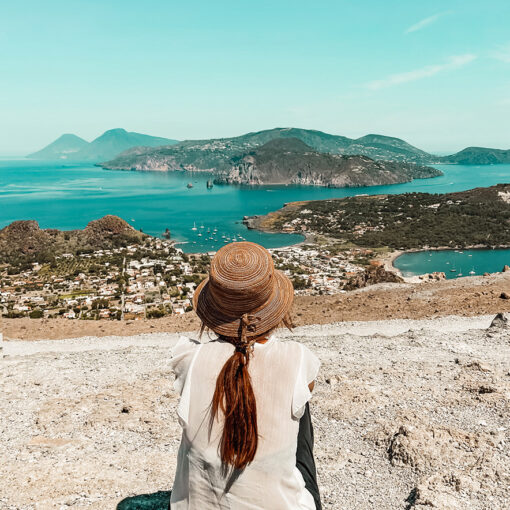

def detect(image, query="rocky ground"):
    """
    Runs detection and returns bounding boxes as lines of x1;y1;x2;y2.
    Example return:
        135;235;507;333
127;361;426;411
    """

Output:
1;314;509;509
2;271;510;341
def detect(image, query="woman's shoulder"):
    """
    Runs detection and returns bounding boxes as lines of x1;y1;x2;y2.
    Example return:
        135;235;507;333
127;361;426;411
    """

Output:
271;337;316;356
171;335;201;358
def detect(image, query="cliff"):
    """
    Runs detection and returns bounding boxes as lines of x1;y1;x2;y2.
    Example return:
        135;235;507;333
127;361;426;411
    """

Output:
212;138;441;187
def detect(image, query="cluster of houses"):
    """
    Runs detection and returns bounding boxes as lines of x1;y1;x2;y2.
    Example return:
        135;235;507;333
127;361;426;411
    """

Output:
270;244;366;295
0;238;202;320
0;233;375;320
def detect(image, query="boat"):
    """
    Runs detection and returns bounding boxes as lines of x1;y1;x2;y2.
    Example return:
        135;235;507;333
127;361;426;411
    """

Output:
187;182;193;189
200;224;204;229
450;269;457;272
469;270;476;275
198;233;202;237
207;180;214;189
191;222;197;231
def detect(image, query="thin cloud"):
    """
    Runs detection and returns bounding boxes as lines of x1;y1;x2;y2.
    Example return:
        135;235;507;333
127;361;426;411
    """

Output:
365;54;477;91
405;12;448;34
492;43;510;63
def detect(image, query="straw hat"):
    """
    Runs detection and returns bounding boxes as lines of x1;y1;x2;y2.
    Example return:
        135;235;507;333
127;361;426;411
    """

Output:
193;242;294;339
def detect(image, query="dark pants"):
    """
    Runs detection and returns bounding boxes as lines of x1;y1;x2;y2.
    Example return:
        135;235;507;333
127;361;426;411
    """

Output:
117;403;321;509
296;403;322;510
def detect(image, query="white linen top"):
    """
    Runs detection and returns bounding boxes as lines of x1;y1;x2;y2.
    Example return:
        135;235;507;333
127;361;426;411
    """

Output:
169;334;320;510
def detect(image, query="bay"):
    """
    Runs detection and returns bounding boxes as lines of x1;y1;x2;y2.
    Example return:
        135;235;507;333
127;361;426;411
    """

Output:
1;159;509;253
393;248;510;279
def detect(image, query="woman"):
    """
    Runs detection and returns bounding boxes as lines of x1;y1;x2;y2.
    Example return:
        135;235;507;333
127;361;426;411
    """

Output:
168;241;321;509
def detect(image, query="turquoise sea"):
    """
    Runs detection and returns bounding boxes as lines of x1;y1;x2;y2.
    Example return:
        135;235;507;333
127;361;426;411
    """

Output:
1;160;510;264
394;249;510;279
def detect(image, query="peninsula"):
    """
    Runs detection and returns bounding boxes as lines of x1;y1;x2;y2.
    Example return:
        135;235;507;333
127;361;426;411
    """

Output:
245;184;510;250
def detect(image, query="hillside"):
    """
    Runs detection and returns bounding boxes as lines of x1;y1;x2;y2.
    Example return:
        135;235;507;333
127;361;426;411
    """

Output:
0;215;146;269
213;138;441;187
27;129;178;162
101;127;440;172
247;184;510;249
441;146;510;164
28;134;89;159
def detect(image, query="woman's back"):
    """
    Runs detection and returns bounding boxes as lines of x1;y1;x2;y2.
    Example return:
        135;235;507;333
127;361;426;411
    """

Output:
170;335;319;509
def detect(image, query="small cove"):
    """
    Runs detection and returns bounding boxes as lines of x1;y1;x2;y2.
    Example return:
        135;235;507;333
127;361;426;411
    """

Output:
393;248;510;278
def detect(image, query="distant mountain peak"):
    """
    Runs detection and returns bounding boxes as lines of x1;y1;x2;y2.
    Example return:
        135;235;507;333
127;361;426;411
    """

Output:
27;129;179;162
100;128;128;136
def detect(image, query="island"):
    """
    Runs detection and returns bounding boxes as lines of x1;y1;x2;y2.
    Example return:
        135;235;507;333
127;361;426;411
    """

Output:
102;135;442;188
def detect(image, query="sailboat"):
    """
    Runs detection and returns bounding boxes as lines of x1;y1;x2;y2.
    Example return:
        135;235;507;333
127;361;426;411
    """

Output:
191;222;197;231
469;269;476;275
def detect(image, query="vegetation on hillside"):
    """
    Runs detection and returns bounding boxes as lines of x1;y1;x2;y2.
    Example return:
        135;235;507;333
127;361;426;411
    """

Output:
253;184;510;250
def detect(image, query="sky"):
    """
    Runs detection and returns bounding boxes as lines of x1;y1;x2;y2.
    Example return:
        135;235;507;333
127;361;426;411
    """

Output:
1;0;509;155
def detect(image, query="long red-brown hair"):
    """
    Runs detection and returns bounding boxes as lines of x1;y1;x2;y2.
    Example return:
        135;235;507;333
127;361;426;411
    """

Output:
206;313;293;472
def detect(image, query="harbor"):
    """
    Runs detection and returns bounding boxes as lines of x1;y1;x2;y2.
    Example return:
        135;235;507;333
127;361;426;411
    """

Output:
393;247;510;279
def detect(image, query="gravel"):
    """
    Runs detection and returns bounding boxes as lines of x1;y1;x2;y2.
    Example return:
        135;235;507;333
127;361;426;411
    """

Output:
1;314;509;509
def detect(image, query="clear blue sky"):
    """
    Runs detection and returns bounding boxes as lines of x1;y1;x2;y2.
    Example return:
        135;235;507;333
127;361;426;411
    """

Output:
1;0;509;154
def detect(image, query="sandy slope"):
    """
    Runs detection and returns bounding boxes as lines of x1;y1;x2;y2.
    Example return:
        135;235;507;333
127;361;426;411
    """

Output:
1;315;509;509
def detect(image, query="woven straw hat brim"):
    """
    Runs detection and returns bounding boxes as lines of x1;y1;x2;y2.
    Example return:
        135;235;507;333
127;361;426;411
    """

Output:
193;269;293;338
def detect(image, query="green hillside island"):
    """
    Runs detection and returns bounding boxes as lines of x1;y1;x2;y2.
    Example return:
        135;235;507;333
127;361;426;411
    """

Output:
0;215;146;270
440;147;510;165
28;128;179;162
245;184;510;250
103;135;442;187
101;126;510;175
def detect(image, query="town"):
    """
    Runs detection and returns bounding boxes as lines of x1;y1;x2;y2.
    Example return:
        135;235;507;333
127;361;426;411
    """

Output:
0;236;374;320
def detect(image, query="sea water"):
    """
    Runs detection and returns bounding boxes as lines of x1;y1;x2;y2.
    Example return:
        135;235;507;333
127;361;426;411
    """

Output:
393;248;510;279
1;159;509;256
